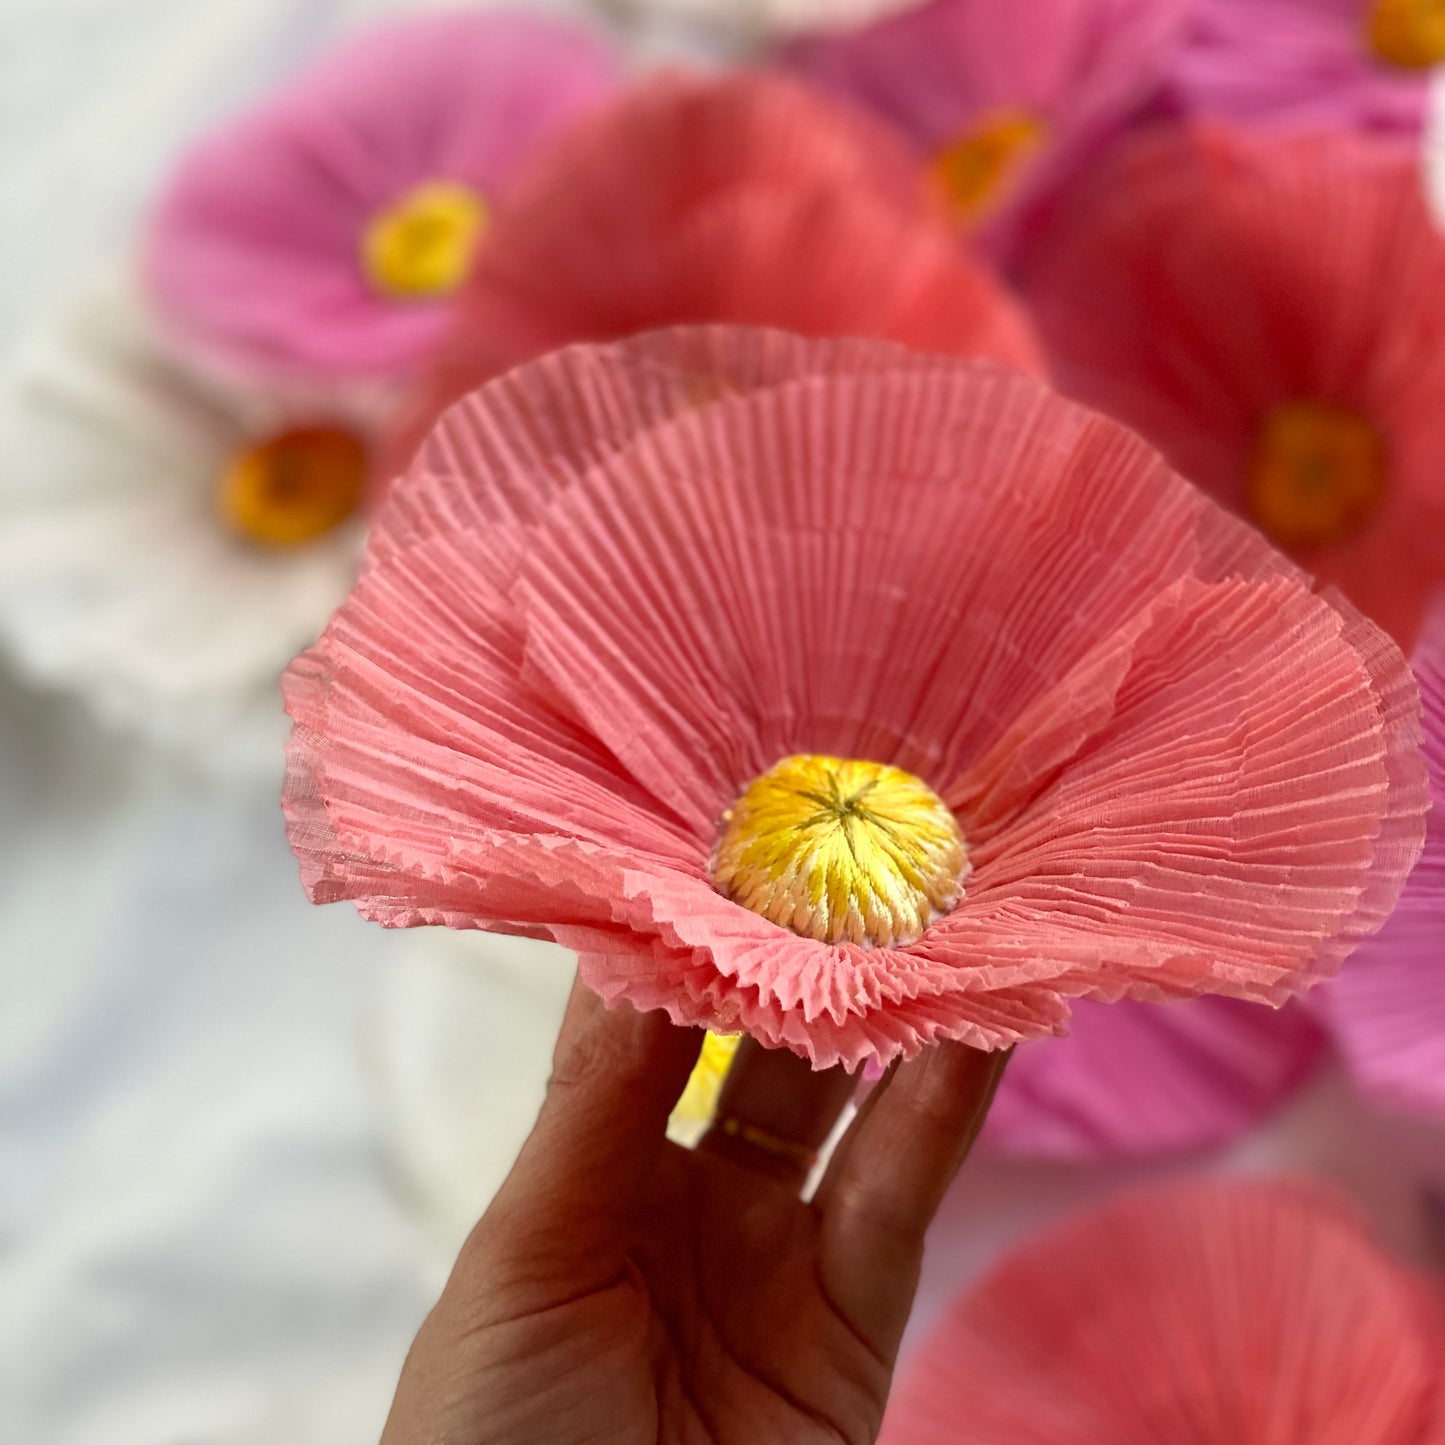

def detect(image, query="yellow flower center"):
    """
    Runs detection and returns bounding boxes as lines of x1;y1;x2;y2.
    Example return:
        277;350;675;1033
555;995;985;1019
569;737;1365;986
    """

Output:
1246;402;1387;550
361;180;487;300
710;754;969;949
218;426;367;549
1367;0;1445;67
670;1033;743;1130
930;111;1047;222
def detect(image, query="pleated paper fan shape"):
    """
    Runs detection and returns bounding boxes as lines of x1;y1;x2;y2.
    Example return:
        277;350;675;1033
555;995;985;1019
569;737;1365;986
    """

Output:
143;10;620;384
880;1180;1445;1445
984;994;1327;1159
284;327;1427;1071
399;71;1041;451
1024;123;1445;650
1324;601;1445;1118
1167;0;1431;136
783;0;1187;265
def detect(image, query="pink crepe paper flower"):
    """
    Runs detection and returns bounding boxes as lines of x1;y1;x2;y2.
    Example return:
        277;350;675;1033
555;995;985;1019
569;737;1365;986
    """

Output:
982;995;1328;1159
396;71;1042;452
282;326;1426;1071
880;1180;1445;1445
1324;600;1445;1118
1167;0;1432;136
143;10;620;384
781;0;1188;265
1024;123;1445;650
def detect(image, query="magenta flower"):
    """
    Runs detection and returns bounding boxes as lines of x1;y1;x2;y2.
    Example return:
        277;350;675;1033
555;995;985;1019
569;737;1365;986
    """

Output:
143;10;619;383
782;0;1187;263
1167;0;1433;135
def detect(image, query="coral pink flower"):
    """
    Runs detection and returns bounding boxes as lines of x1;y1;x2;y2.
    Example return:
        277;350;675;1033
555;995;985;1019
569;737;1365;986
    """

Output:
283;327;1426;1071
781;0;1187;263
982;996;1327;1159
1325;600;1445;1117
1168;0;1433;135
881;1181;1445;1444
1025;123;1445;649
400;72;1041;444
143;10;619;383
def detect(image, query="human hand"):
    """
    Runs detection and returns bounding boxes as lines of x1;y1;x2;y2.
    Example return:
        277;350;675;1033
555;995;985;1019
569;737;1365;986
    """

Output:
380;979;1007;1445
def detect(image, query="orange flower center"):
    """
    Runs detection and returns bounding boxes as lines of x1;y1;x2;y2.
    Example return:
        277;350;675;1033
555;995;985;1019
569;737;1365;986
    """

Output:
930;111;1046;222
218;426;367;549
710;754;969;949
1246;402;1387;550
362;180;487;300
1367;0;1445;67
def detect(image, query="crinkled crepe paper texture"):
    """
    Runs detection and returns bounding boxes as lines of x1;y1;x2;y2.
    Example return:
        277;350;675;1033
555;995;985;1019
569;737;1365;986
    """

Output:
1325;603;1445;1118
782;0;1189;265
879;1180;1445;1445
1166;0;1430;135
143;9;620;384
1023;123;1445;650
399;70;1041;452
984;994;1327;1159
284;327;1427;1071
0;277;366;772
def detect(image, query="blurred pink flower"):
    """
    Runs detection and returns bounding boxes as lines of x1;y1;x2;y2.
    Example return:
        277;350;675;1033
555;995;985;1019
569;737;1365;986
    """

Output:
1325;601;1445;1118
143;10;619;383
396;71;1041;457
283;327;1425;1071
881;1180;1445;1445
982;995;1327;1159
1025;123;1445;650
781;0;1187;263
1167;0;1431;135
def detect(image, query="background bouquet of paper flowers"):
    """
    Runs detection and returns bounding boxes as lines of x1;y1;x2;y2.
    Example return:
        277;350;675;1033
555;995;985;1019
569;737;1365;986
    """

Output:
2;0;1444;1441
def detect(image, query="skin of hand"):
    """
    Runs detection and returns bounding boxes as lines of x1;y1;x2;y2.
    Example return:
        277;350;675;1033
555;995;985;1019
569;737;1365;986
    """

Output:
380;978;1009;1445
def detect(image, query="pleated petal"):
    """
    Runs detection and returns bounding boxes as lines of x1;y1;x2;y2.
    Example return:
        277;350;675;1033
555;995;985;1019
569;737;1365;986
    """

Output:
1324;601;1445;1117
881;1180;1445;1445
1024;123;1445;649
285;329;1428;1069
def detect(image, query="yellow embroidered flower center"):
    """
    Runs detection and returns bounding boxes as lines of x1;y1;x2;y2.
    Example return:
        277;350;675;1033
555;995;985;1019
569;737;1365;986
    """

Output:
931;111;1046;222
1368;0;1445;68
710;755;969;949
1246;402;1387;550
218;426;367;549
671;1033;743;1129
362;180;487;299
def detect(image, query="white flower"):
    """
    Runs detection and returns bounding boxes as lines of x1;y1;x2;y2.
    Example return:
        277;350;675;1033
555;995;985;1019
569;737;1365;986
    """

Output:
0;275;379;776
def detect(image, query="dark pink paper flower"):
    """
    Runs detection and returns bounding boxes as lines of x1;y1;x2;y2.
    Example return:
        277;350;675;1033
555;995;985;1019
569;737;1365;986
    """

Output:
1168;0;1433;136
1025;123;1445;649
284;328;1426;1070
782;0;1187;263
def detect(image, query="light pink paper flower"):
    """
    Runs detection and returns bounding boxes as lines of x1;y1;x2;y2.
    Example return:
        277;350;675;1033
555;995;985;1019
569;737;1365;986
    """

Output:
283;328;1426;1071
782;0;1187;264
881;1180;1445;1445
1025;123;1445;650
1325;601;1445;1118
1167;0;1432;136
982;995;1327;1159
143;10;619;383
